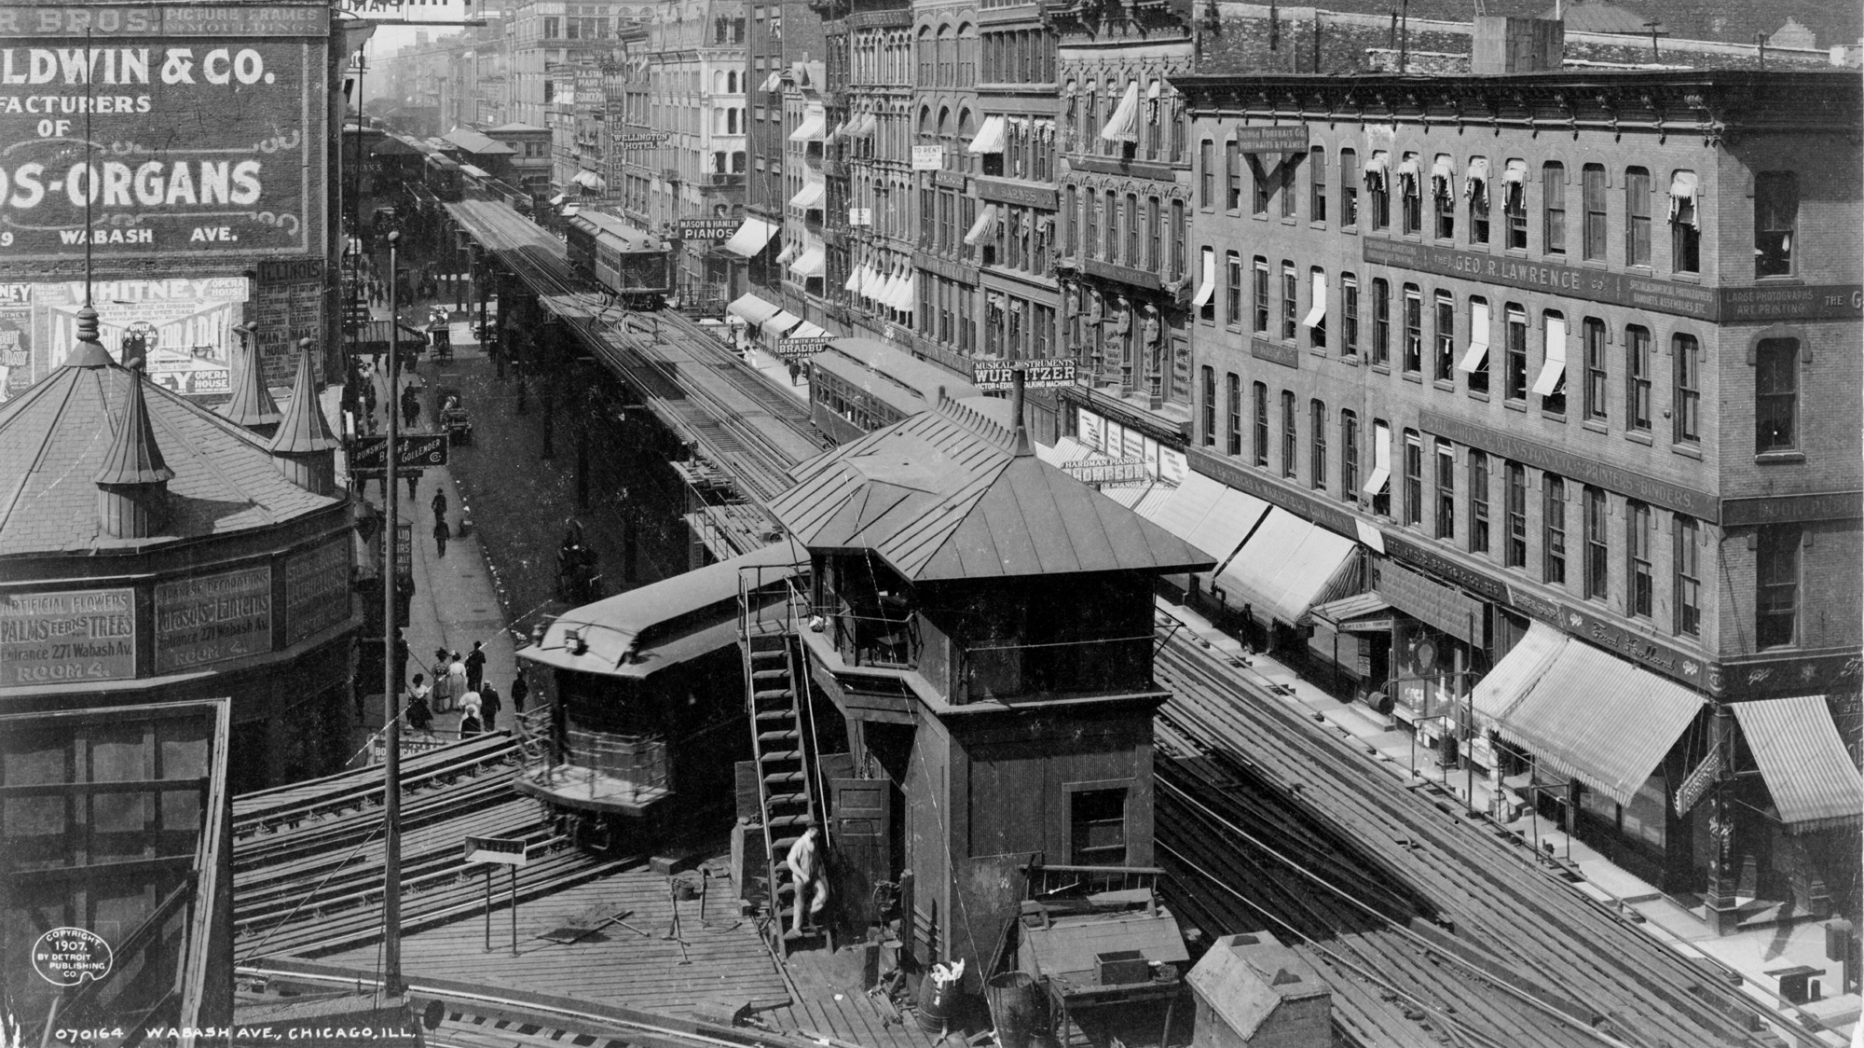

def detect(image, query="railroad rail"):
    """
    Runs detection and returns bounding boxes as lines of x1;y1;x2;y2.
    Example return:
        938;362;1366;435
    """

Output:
447;202;820;503
1150;628;1816;1048
238;959;814;1048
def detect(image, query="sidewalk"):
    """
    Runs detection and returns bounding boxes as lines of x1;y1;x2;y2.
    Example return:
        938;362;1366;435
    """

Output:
1156;595;1860;1045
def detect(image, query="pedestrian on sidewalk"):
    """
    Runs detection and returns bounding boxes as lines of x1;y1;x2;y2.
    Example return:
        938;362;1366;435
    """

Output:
406;470;420;501
478;681;502;732
431;489;448;532
464;640;486;692
406;674;434;734
400;384;421;429
510;671;528;714
458;694;484;739
432;514;449;557
431;648;454;712
446;652;468;706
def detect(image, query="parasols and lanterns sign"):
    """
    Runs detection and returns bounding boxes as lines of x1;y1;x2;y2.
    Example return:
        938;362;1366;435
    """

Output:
0;8;327;262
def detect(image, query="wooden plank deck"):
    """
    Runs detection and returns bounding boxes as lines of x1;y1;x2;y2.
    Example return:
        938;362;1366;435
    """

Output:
315;864;791;1019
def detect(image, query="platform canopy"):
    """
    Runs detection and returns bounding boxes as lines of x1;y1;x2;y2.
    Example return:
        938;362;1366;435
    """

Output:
769;396;1217;582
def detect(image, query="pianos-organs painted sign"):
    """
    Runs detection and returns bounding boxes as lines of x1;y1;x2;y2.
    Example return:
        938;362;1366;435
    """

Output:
0;587;136;687
0;24;324;262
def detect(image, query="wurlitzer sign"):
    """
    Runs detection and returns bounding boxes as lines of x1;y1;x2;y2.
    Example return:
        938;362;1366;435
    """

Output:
972;360;1076;391
0;7;327;262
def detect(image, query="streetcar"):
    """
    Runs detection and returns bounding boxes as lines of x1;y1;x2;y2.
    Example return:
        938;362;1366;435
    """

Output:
565;210;672;310
424;153;464;202
807;337;980;444
513;539;807;853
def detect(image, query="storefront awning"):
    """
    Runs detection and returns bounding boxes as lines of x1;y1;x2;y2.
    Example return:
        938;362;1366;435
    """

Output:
854;264;877;298
1458;299;1492;374
762;310;804;338
1497;640;1708;808
1308;592;1393;631
722;217;779;258
1395;156;1420;197
790;246;826;278
968;115;1007;155
1148;471;1268;574
548;192;567;206
1099;81;1141;143
1733;697;1864;833
1472;621;1566;723
559;204;581;217
573;170;605;190
788;320;829;340
1214;508;1356;626
1531;314;1567;397
727;293;782;326
788;110;827;142
963;205;1000;246
790;182;826;209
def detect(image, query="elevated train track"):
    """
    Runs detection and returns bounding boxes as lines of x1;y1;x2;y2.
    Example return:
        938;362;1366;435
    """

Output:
446;201;822;504
1150;629;1813;1048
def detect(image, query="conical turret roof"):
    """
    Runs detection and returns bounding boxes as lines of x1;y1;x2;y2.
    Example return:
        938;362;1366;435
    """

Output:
62;304;115;369
93;368;174;485
270;346;339;455
219;329;281;429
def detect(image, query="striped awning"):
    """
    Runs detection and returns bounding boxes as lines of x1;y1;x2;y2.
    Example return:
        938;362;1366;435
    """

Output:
1214;508;1356;627
1472;622;1567;723
963;205;1000;247
727;293;782;326
1099;81;1141;143
1495;640;1707;809
847;112;878;137
788;110;827;142
790;182;826;209
762;310;804;338
967;115;1007;155
721;217;778;258
1149;472;1268;574
889;272;917;311
790;246;826;278
1733;697;1864;833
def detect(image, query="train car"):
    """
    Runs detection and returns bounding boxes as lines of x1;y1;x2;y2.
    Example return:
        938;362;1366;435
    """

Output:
808;337;981;444
514;539;807;853
424;153;463;202
565;210;672;310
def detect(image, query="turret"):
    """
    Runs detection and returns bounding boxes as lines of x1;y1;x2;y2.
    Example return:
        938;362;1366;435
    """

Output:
219;322;281;436
268;339;339;496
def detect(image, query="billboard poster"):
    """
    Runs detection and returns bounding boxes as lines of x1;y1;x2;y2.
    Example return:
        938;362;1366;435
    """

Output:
154;565;273;673
0;35;323;262
32;277;247;395
0;587;137;688
0;282;29;402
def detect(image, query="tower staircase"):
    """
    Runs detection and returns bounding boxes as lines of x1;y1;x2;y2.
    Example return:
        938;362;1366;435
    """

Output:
737;566;827;955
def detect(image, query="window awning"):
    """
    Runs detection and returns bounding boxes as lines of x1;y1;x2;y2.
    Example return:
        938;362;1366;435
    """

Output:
1430;155;1455;199
1458;299;1492;373
855;264;878;298
963;204;1000;246
559;204;581;217
1494;640;1707;809
759;71;782;92
726;293;782;326
889;271;918;311
1307;592;1394;631
548;192;567;206
1362;424;1391;495
1668;171;1699;229
1099;81;1141;143
968;115;1007;155
776;241;800;265
1471;621;1567;723
721;217;778;258
1531;314;1567;397
573;170;605;190
790;245;825;278
1215;509;1357;626
788;110;827;142
1396;156;1420;197
762;310;804;338
1732;697;1864;833
847;112;877;137
1464;157;1491;206
1302;270;1326;329
1191;248;1216;309
843;268;862;292
1502;158;1528;208
790;181;826;209
1363;151;1389;192
826;121;847;143
872;273;901;309
1149;472;1270;571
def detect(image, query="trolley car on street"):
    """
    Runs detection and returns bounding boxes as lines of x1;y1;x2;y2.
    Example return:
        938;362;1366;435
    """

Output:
565;210;672;310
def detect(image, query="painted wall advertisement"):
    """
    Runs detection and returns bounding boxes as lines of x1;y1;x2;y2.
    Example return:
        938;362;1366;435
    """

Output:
33;277;247;395
0;16;324;262
0;282;28;401
284;537;351;647
154;565;273;673
0;587;136;687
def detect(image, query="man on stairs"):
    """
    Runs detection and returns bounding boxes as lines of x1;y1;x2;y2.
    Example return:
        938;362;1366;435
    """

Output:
785;824;830;937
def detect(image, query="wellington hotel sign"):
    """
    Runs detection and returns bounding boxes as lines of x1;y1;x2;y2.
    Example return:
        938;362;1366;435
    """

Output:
1365;238;1862;325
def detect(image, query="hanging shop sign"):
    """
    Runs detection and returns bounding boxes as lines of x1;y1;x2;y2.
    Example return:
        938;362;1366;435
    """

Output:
0;588;136;688
154;565;273;673
1233;125;1310;154
972;359;1076;391
776;335;834;360
0;30;323;262
911;145;945;171
350;433;450;474
677;218;741;241
1063;458;1148;485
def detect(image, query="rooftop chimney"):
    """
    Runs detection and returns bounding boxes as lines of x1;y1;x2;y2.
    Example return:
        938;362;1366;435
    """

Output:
219;323;281;436
94;366;174;539
1009;368;1032;457
269;339;339;496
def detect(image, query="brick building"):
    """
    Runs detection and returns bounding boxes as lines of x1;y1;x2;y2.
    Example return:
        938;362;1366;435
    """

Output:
1172;64;1861;917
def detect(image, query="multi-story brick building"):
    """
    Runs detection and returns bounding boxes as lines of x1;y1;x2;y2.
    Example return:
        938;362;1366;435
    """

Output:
1174;59;1861;919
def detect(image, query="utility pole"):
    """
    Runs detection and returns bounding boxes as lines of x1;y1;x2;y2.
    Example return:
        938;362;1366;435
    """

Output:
382;230;404;999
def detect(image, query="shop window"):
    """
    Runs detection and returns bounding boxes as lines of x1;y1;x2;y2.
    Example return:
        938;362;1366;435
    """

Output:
1673;515;1700;636
1068;788;1127;865
1755;337;1798;454
1754;171;1797;278
1756;527;1800;649
1469;451;1490;554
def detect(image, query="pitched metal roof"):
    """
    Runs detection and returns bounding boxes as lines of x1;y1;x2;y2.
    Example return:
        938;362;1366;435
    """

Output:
93;368;174;485
219;337;280;430
270;350;339;456
769;395;1217;581
442;126;516;155
0;361;339;555
1732;697;1864;833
